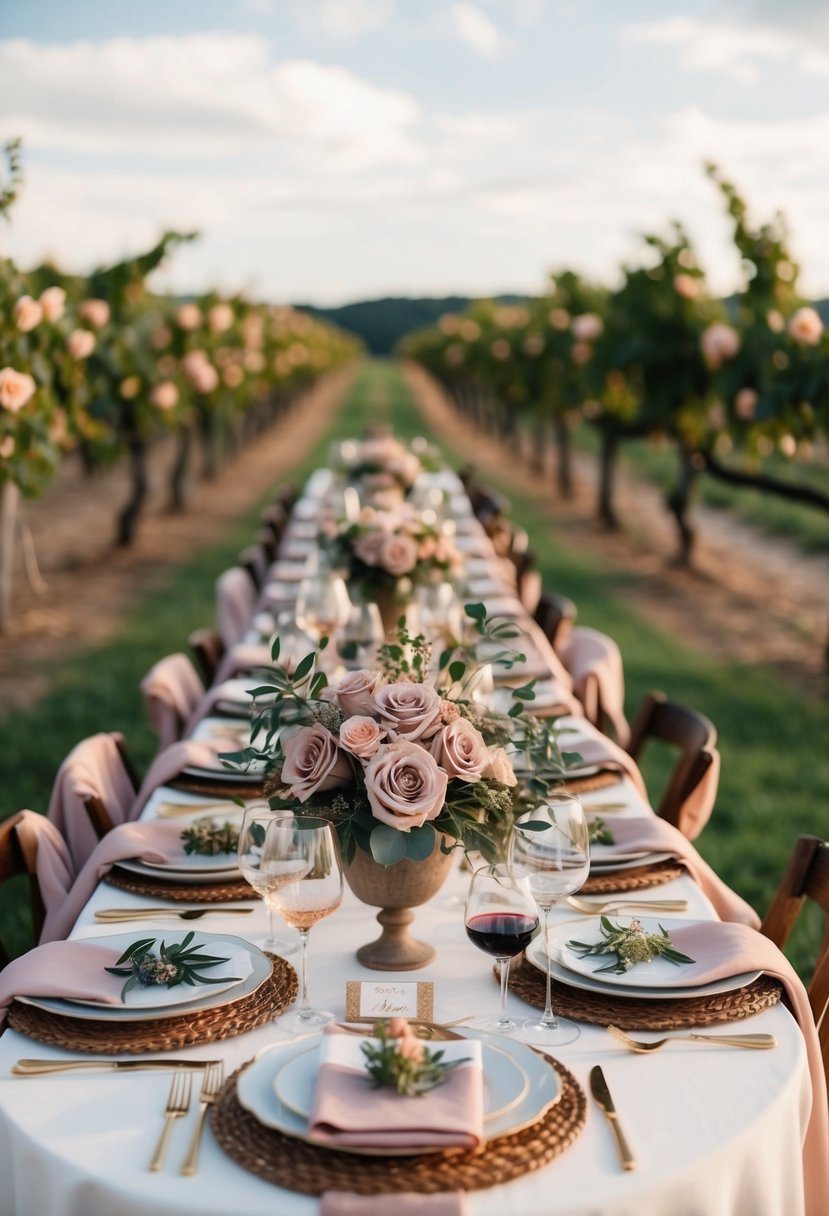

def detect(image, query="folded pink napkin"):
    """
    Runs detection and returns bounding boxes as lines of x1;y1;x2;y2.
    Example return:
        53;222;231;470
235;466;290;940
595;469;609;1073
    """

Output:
321;1194;467;1216
601;816;759;927
39;820;189;943
560;626;630;747
309;1030;484;1151
668;922;829;1216
212;642;272;686
0;940;125;1027
47;732;137;872
563;732;648;800
141;653;204;751
133;738;245;814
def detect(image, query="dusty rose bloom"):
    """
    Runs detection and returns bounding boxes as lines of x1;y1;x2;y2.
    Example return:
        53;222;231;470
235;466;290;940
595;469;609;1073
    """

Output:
339;715;385;761
120;376;140;400
223;364;245;389
39;286;66;323
207;302;234;333
700;323;740;369
0;368;36;413
78;299;110;329
151;381;179;411
67;329;95;360
483;745;517;786
0;436;15;458
176;303;202;331
572;312;604;341
354;529;387;566
281;724;352;802
787;307;823;346
364;741;448;829
332;669;383;718
431;718;489;782
672;273;699;300
14;296;43;333
379;533;418;576
397;1036;425;1063
734;388;758;421
549;307;570;330
374;681;443;741
191;362;219;394
439;700;461;724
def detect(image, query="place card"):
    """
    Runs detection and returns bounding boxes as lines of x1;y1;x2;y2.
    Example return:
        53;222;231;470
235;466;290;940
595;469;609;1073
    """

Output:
345;980;434;1022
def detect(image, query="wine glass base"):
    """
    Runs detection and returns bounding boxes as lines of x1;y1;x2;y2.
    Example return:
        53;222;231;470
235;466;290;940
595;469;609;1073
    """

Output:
466;1016;519;1035
280;1008;336;1031
263;935;299;957
519;1015;581;1046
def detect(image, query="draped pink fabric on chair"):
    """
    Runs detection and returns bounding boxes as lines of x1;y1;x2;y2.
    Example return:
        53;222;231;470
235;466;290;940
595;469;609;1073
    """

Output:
560;625;630;747
46;733;138;873
10;811;76;943
140;652;204;752
216;566;257;649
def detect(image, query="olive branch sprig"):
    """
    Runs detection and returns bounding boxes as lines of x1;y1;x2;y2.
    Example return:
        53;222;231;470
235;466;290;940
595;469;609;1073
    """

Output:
567;916;695;975
104;932;238;1002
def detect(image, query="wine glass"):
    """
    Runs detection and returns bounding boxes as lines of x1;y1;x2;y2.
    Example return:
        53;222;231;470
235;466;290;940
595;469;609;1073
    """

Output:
296;573;352;640
236;807;299;956
265;815;343;1030
464;863;539;1034
509;793;590;1045
336;601;384;670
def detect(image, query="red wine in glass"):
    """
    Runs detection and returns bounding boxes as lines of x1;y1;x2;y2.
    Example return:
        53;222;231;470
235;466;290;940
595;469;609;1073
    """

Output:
464;865;540;1034
466;912;539;958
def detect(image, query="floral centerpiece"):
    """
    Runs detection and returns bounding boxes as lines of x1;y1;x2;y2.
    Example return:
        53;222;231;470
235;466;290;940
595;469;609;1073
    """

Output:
335;434;421;503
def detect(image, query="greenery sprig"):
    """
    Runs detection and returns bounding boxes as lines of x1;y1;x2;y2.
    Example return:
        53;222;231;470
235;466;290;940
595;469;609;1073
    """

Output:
180;819;239;856
104;932;238;1001
567;916;695;975
587;817;614;846
360;1021;469;1097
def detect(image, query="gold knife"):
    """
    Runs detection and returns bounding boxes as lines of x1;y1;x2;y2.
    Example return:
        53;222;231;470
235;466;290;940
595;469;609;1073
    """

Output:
13;1058;221;1075
155;802;242;819
590;1065;636;1171
94;908;252;922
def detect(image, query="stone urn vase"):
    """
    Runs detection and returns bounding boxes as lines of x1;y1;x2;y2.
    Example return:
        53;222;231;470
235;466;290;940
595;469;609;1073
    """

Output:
343;835;456;970
371;586;409;636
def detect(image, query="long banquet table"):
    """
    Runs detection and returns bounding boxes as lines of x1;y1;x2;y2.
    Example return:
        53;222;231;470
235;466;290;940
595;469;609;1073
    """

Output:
0;466;817;1216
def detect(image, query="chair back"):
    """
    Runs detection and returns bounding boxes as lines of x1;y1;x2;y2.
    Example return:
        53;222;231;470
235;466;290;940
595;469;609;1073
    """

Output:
512;551;542;615
0;812;75;962
140;653;204;751
187;627;226;686
238;544;269;592
47;732;139;871
216;566;257;649
561;626;629;747
761;835;829;1081
627;691;718;839
534;592;577;652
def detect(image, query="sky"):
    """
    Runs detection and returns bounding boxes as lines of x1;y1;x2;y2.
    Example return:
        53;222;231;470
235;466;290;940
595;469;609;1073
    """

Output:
1;0;828;306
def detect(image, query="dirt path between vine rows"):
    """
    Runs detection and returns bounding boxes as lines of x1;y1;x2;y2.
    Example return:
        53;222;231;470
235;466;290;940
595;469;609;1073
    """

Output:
404;363;829;699
0;366;355;713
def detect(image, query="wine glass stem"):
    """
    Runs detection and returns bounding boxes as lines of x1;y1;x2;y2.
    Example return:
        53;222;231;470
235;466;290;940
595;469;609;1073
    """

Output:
540;906;558;1028
266;908;278;950
297;928;312;1020
496;956;512;1027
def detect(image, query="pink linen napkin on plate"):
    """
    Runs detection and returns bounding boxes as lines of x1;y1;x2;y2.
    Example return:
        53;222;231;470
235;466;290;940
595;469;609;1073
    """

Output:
309;1029;484;1151
0;940;125;1028
132;737;247;814
39;820;191;944
600;816;759;927
668;921;829;1216
321;1194;467;1216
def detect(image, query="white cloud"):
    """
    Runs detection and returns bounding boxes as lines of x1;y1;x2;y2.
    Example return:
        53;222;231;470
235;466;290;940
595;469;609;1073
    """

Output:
449;4;510;59
312;0;394;41
435;112;518;141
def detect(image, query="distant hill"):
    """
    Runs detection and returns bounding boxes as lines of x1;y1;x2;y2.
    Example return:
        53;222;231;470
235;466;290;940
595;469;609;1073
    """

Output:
293;295;531;355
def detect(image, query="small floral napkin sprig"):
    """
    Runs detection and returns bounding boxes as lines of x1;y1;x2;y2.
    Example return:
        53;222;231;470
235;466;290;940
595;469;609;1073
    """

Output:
588;817;613;846
104;932;238;1001
180;819;239;856
567;917;695;975
361;1018;470;1097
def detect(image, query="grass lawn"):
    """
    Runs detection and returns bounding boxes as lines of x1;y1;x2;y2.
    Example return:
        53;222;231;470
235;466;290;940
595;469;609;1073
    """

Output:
1;360;826;982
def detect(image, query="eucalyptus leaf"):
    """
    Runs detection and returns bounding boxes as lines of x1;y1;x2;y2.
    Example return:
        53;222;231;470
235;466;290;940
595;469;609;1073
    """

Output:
369;823;408;865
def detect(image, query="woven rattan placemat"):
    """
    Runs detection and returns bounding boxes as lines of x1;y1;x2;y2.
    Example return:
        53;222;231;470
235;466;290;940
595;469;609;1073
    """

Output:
105;867;257;903
564;771;623;795
505;957;783;1031
211;1054;586;1195
583;859;685;894
7;954;298;1053
169;775;265;798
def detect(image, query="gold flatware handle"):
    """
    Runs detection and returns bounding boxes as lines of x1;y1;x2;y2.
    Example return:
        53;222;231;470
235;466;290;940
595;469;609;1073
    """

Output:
149;1112;178;1172
180;1103;210;1175
155;802;240;819
12;1058;218;1075
94;908;251;921
606;1112;637;1171
688;1033;777;1049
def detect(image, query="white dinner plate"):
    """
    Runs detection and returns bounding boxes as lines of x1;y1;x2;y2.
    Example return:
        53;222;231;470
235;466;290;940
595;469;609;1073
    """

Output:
16;933;270;1021
112;856;240;885
588;852;674;874
237;1029;560;1156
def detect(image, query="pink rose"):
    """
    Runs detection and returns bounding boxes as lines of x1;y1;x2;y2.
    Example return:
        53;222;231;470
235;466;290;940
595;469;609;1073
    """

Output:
354;528;387;567
182;350;208;377
244;351;265;373
78;299;110;329
151;381;179;411
207;302;234;333
734;388;758;421
379;533;418;576
388;1017;412;1038
672;274;699;300
176;303;202;331
364;741;448;830
374;681;443;741
333;669;383;717
572;312;604;341
14;296;43;333
223;364;244;389
431;718;490;782
67;329;95;360
483;745;517;787
700;323;740;369
151;326;171;350
0;368;36;413
549;307;570;330
281;724;352;802
39;286;66;323
339;715;385;761
397;1035;425;1062
120;376;140;400
0;436;15;458
439;700;461;724
787;307;823;346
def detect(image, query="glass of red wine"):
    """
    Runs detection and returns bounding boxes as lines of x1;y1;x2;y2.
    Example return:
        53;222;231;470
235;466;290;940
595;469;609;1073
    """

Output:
464;863;540;1034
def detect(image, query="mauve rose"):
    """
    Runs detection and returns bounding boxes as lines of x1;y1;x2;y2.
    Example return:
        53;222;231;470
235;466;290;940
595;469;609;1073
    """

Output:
39;286;66;323
281;724;352;802
339;715;385;761
700;323;739;369
375;681;443;741
439;700;460;724
787;306;823;346
672;274;699;300
333;669;383;717
0;436;15;459
182;350;208;376
483;745;517;787
0;368;36;413
572;312;604;341
397;1036;425;1062
207;302;234;333
14;296;42;333
67;329;95;360
176;303;202;331
151;381;179;411
354;528;387;566
364;740;448;830
431;718;489;782
78;299;110;329
734;388;758;421
379;533;418;576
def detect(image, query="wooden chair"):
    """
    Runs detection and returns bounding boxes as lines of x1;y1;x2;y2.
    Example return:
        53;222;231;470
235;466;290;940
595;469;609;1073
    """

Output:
261;503;287;545
273;482;299;512
512;550;542;616
0;814;47;967
238;544;269;593
627;691;718;839
761;835;829;1080
534;591;577;653
188;626;226;686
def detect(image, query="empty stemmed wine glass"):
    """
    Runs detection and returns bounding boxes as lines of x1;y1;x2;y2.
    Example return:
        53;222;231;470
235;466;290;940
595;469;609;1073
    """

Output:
236;807;299;956
265;815;343;1030
464;863;539;1034
336;601;384;670
509;793;590;1045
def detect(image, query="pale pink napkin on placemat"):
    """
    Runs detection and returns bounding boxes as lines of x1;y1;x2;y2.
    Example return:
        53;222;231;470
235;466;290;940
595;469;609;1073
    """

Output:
309;1029;484;1151
40;820;188;943
0;940;124;1027
602;817;759;927
563;732;648;799
669;921;829;1216
133;738;245;813
321;1193;467;1216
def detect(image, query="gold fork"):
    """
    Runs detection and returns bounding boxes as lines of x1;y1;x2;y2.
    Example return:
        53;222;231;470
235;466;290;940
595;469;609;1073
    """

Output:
567;896;689;915
149;1069;192;1172
607;1024;777;1053
180;1061;224;1176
